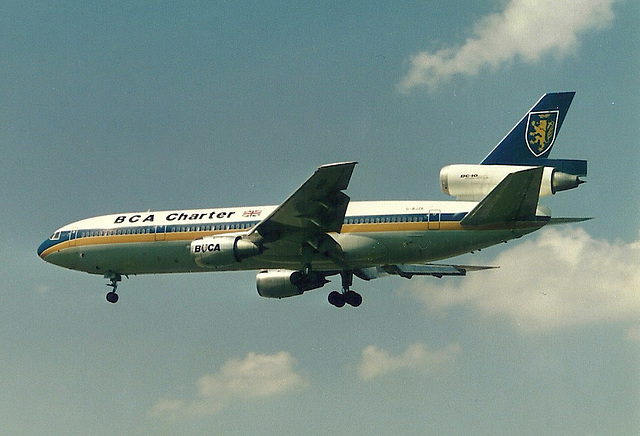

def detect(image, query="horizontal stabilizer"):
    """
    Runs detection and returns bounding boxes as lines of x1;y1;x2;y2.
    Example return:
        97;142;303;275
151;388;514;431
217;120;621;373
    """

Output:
531;158;586;177
547;217;593;225
461;167;544;226
484;158;587;177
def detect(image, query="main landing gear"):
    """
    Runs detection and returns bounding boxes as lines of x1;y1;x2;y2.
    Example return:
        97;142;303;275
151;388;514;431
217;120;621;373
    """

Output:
328;272;362;308
105;272;122;304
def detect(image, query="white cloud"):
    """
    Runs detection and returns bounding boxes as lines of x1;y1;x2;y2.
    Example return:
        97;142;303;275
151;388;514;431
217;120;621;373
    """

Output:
357;342;462;380
399;0;618;91
405;227;640;333
150;351;306;416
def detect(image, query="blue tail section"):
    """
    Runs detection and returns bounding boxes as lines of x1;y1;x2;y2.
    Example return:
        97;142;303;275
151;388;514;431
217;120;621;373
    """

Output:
481;92;586;176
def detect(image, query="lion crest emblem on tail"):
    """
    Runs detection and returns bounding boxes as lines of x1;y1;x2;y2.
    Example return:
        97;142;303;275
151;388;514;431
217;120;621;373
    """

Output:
526;110;558;157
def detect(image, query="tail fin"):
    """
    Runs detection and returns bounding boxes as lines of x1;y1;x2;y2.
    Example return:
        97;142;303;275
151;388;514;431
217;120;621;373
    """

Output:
481;92;586;176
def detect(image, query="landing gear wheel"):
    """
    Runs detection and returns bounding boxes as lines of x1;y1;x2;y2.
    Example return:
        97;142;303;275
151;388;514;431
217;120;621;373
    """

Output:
106;291;119;304
328;272;363;308
104;272;122;304
344;290;362;307
328;291;345;308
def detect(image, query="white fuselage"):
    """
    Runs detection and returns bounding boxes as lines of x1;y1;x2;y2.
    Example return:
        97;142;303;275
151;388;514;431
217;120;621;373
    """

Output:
38;200;546;276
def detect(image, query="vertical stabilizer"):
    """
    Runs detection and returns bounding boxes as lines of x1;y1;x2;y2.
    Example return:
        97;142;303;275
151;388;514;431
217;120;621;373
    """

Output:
481;92;576;166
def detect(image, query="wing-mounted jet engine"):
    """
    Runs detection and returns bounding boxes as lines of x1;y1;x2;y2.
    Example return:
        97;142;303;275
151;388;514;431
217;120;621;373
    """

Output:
255;269;330;299
191;235;261;268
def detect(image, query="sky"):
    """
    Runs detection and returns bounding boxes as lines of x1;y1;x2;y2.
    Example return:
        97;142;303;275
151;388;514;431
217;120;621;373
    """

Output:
1;1;639;435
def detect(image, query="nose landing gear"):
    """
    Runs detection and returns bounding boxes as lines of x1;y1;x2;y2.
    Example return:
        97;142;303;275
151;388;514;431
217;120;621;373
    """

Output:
104;272;122;303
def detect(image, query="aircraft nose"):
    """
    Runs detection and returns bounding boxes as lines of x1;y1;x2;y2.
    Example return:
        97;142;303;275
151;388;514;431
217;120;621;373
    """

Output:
37;239;49;259
38;233;61;260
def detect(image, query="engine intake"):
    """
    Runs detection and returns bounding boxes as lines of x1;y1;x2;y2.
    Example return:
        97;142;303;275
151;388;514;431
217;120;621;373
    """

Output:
191;235;260;268
256;269;329;299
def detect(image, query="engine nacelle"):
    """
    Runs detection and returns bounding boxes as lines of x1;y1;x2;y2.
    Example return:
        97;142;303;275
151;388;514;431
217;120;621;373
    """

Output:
439;164;583;201
191;235;260;268
256;269;329;299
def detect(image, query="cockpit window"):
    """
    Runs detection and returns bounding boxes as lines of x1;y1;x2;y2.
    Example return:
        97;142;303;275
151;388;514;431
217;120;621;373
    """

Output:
51;231;61;240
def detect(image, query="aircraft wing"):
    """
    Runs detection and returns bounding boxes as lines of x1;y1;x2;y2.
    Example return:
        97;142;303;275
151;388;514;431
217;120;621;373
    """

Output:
355;263;497;280
247;162;357;248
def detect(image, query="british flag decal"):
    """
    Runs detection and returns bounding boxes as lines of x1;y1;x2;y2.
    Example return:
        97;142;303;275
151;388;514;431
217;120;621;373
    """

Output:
243;210;262;217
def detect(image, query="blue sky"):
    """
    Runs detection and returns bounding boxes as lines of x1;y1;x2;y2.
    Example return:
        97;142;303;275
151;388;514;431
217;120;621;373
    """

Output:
1;1;639;435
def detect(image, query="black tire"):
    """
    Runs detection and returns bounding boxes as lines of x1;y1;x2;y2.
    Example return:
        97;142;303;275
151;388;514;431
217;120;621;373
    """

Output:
345;291;362;307
328;291;345;308
106;292;119;304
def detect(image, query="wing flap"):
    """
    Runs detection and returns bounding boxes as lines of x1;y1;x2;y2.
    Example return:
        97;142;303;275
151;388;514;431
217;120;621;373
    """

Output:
355;264;497;280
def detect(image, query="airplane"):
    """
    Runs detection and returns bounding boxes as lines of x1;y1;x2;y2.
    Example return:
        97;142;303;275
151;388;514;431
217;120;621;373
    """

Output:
38;92;588;307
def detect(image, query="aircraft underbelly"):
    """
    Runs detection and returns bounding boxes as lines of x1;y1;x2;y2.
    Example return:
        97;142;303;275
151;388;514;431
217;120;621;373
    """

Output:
45;241;195;275
336;228;538;265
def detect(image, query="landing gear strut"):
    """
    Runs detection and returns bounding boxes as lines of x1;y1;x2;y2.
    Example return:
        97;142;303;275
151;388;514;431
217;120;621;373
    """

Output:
105;272;121;303
328;272;362;308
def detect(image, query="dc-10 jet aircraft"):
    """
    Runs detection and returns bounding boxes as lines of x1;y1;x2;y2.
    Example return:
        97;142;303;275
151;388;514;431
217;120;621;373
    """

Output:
38;92;588;307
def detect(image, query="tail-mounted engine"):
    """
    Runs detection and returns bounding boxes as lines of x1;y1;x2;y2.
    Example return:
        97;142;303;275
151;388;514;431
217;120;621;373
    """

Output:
440;164;584;201
191;235;261;268
256;269;329;299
